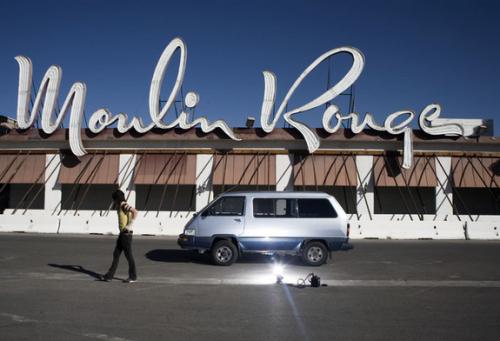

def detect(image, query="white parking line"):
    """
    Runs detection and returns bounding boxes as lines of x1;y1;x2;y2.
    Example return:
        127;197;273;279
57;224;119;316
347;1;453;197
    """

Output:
1;272;500;287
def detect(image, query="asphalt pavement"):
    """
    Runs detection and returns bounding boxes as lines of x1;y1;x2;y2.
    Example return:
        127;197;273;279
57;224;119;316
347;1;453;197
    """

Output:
1;233;500;340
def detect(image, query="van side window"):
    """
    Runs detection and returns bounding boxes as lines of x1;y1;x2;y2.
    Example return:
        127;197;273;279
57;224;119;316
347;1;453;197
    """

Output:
205;197;245;216
253;198;295;218
297;199;337;218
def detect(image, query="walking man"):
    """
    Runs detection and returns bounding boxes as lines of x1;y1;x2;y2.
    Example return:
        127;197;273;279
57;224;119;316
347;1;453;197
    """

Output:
101;189;138;283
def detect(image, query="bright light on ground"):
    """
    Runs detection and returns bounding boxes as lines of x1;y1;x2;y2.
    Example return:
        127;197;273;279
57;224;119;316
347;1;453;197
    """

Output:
273;264;284;277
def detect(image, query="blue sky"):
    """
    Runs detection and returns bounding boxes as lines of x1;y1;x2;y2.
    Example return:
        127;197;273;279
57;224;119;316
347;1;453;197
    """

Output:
0;0;499;133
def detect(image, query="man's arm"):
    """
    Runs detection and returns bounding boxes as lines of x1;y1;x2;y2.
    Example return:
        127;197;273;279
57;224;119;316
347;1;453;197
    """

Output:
122;202;138;220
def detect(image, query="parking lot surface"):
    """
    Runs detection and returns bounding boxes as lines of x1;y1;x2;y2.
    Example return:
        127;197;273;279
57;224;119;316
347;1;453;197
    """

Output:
1;233;499;340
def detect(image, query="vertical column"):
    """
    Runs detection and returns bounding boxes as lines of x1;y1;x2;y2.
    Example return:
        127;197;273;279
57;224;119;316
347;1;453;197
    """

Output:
44;153;61;213
435;156;453;218
276;154;293;191
196;154;214;211
355;155;374;220
118;154;136;207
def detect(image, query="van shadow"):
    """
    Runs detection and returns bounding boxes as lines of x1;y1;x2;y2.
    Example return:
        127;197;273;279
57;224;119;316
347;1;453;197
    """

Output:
145;249;302;265
145;250;209;264
48;263;103;280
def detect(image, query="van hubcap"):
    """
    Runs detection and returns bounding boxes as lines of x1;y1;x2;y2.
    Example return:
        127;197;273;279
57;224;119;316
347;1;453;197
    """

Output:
307;247;324;263
216;246;233;263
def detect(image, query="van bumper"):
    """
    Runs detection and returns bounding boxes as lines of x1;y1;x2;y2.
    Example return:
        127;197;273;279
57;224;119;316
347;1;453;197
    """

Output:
177;234;197;249
327;237;351;251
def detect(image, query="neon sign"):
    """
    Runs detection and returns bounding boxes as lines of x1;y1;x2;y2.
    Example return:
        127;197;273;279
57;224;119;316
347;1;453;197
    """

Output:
10;38;486;168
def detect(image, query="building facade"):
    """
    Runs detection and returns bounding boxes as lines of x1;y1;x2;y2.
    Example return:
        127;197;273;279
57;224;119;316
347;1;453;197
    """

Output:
0;127;499;239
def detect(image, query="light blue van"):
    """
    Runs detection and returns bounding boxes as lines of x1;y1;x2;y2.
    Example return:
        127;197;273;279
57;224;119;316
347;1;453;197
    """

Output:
177;192;350;266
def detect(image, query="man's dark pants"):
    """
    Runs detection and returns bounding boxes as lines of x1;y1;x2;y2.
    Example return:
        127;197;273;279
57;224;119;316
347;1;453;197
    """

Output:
104;232;137;280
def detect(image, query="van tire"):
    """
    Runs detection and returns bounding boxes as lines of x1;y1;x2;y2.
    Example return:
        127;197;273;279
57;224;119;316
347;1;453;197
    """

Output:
211;240;238;266
302;241;328;266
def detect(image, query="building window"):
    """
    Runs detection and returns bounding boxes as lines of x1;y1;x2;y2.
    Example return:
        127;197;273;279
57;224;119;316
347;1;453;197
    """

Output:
453;188;500;215
0;184;45;212
374;187;436;215
136;185;196;212
294;186;357;214
61;184;117;211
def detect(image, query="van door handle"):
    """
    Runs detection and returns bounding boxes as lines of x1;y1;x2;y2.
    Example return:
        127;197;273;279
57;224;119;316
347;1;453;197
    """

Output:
234;218;242;222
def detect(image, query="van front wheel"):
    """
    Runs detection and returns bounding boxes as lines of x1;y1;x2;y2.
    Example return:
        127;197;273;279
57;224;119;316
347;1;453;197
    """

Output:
211;240;238;266
302;241;328;266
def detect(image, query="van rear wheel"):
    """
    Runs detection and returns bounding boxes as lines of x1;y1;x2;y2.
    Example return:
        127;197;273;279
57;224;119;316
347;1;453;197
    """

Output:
302;241;328;266
211;240;238;266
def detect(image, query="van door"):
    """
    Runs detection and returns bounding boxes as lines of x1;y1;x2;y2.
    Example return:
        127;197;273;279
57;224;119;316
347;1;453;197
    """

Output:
241;198;303;251
197;196;245;239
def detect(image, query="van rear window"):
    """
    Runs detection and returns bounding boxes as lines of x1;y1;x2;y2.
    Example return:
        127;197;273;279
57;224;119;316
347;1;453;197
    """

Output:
297;199;337;218
253;199;295;218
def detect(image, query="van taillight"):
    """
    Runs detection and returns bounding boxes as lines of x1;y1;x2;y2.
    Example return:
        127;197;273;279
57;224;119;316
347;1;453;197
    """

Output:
347;223;350;237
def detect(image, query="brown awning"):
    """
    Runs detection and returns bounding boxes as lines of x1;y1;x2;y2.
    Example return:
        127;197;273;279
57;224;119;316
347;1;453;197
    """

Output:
58;154;119;184
452;157;500;188
212;153;276;185
293;154;357;187
134;153;196;185
0;154;45;184
373;155;437;187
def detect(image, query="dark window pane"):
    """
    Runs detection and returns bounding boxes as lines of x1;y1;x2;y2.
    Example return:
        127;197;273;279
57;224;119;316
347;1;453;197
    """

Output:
297;199;337;218
294;186;356;214
453;188;500;215
136;185;196;211
0;184;44;212
253;198;295;218
253;199;274;217
206;197;245;216
61;184;117;210
374;187;436;214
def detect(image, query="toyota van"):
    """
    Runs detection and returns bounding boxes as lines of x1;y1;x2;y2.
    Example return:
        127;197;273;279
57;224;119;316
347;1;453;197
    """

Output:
177;191;350;266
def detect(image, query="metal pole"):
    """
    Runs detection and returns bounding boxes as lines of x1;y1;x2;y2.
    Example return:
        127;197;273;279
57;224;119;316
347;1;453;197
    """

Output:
0;151;21;184
56;151;97;215
311;153;319;192
0;151;32;194
423;155;461;222
73;152;108;215
435;155;473;221
169;152;186;218
13;154;58;214
354;155;373;221
156;151;178;216
381;154;415;221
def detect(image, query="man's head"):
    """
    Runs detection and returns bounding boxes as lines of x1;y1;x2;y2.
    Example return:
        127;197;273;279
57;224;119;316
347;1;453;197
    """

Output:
112;189;126;204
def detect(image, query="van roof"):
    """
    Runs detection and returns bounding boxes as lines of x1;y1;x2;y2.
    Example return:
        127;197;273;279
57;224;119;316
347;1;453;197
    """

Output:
218;191;332;198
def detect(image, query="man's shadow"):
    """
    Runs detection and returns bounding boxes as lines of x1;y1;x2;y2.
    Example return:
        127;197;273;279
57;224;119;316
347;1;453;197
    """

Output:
48;263;105;280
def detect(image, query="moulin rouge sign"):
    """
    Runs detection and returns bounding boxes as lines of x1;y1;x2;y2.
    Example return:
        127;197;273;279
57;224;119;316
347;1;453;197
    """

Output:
9;38;485;169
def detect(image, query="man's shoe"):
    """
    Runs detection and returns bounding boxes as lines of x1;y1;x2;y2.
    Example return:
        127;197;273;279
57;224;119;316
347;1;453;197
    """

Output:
99;275;111;282
123;278;137;283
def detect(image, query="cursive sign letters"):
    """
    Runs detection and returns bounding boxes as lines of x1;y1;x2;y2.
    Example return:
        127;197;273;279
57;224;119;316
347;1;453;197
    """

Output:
9;38;487;168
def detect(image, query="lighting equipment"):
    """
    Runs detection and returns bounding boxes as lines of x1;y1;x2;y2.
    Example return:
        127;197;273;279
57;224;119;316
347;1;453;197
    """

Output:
273;263;284;284
310;274;321;287
297;273;322;288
